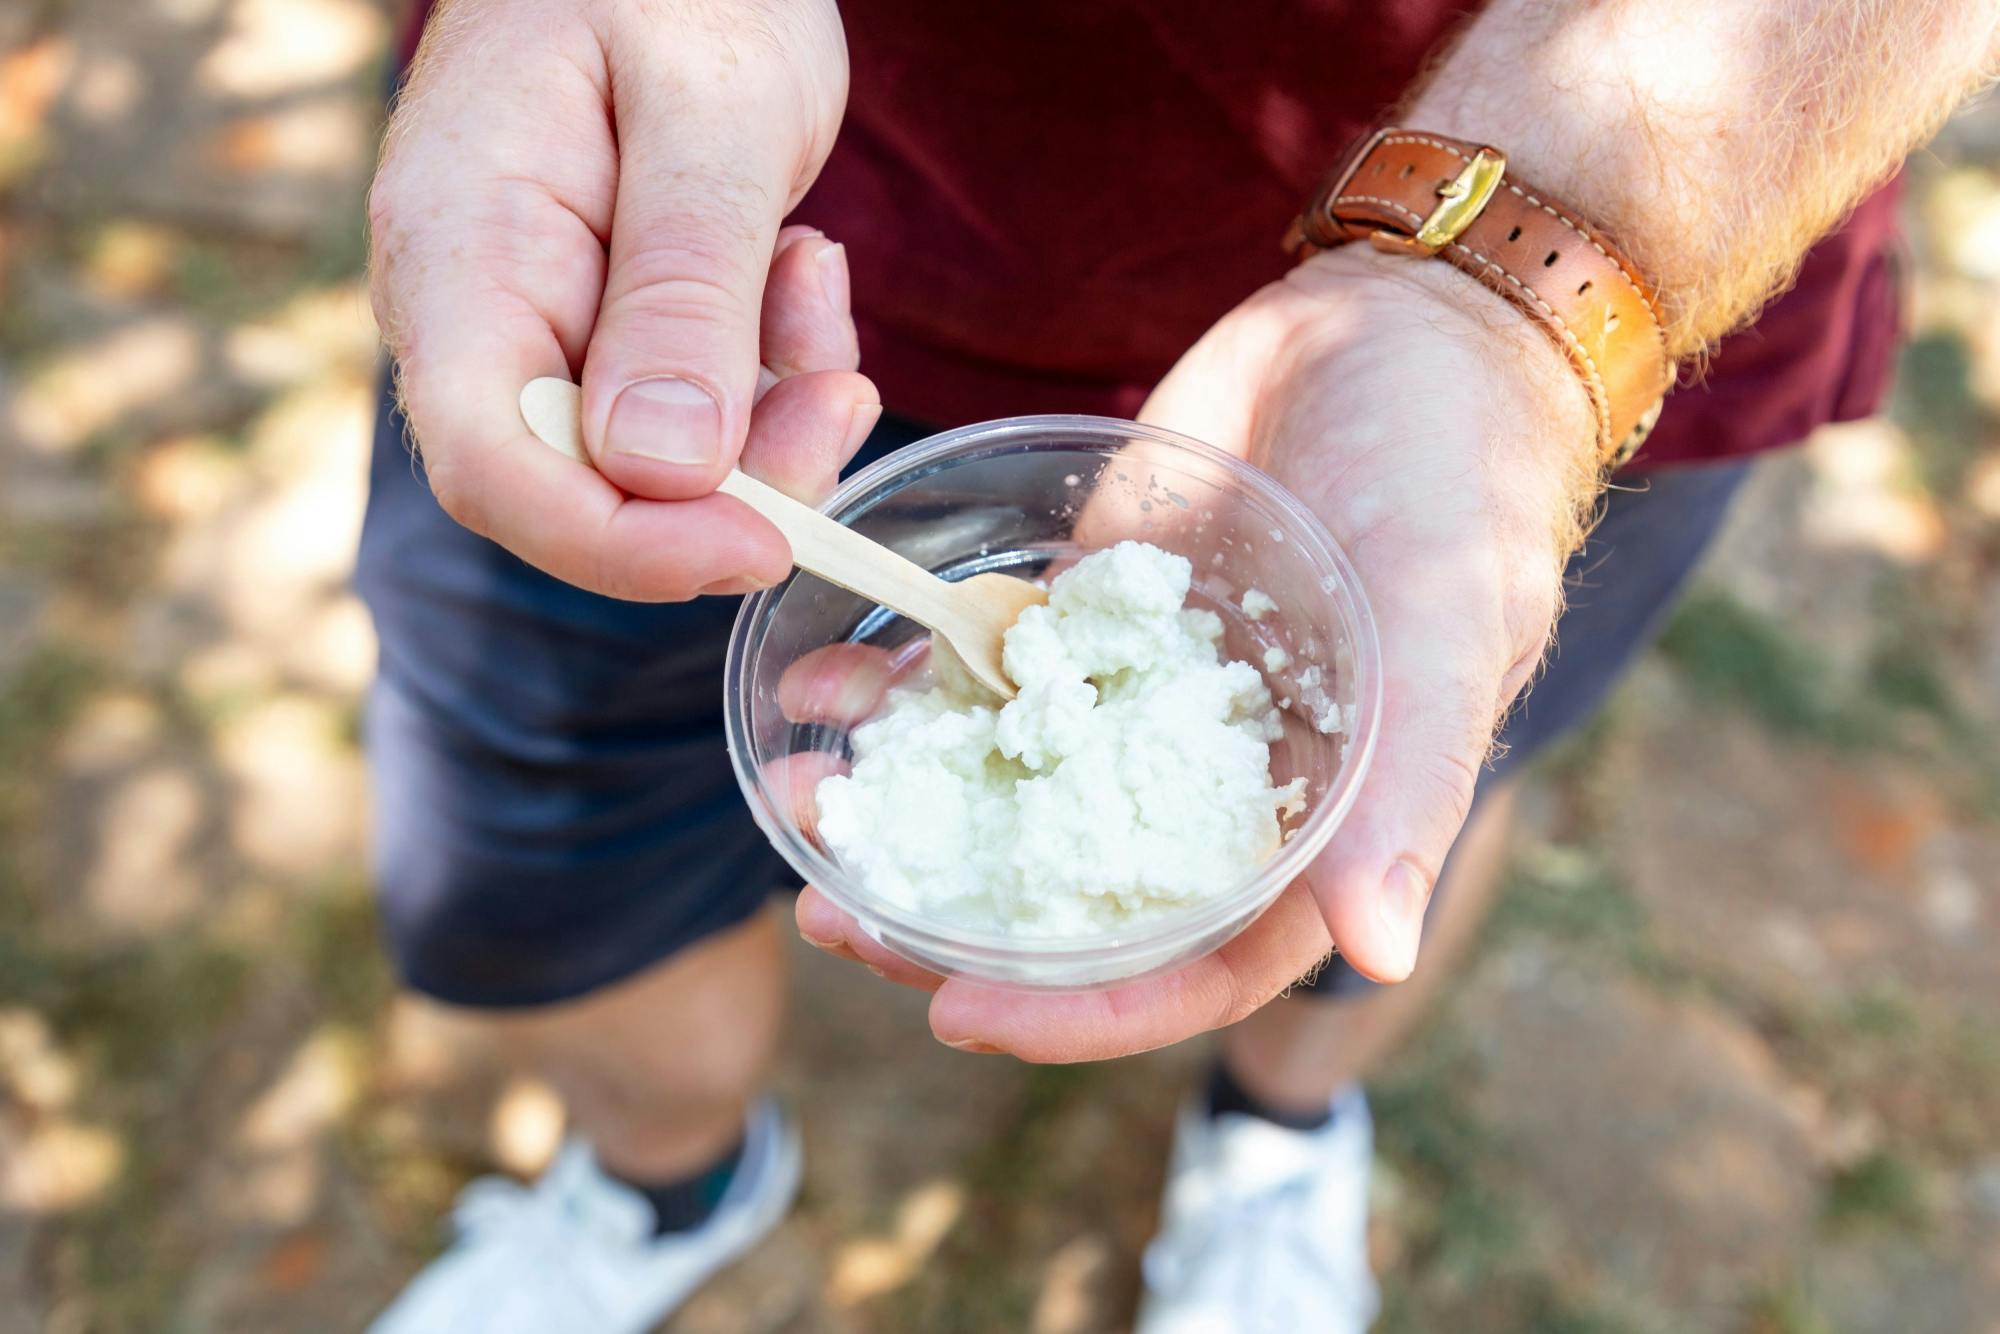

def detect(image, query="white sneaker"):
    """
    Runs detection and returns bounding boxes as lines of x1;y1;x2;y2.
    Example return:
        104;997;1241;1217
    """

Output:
1137;1086;1380;1334
370;1098;800;1334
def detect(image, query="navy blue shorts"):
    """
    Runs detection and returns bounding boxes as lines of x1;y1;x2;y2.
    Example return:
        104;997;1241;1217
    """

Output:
357;379;1751;1008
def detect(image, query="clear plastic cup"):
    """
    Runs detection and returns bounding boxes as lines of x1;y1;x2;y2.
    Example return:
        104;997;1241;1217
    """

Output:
725;415;1380;989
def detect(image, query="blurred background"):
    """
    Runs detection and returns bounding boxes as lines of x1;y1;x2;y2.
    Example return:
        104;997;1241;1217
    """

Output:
2;2;1998;1331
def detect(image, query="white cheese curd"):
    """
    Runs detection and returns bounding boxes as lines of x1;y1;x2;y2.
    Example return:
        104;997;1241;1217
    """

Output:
814;541;1306;938
1240;587;1278;621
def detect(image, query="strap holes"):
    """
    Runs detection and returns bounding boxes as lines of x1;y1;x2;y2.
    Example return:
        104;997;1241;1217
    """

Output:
1398;163;1414;179
1543;250;1560;267
1606;313;1620;331
1507;226;1521;242
1577;280;1593;295
1373;161;1385;175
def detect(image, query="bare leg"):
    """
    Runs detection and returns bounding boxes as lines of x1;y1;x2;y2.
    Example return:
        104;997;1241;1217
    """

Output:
473;906;787;1182
1219;785;1519;1115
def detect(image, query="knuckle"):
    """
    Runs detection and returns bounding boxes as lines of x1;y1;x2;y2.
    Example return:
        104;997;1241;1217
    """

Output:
423;453;483;534
1412;653;1508;774
1501;572;1561;657
588;524;643;601
592;548;651;603
1417;742;1483;833
1219;977;1268;1029
598;249;756;370
591;510;699;604
610;175;763;283
608;248;749;321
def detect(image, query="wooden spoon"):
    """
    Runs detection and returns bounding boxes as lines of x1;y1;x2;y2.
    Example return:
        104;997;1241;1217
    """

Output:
519;377;1044;699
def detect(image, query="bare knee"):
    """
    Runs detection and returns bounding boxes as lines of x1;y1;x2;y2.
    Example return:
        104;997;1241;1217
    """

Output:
491;910;787;1171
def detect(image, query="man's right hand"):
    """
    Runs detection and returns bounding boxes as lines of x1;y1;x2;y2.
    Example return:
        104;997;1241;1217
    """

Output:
368;0;878;600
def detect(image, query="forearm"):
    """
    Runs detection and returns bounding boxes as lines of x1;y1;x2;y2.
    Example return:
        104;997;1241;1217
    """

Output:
1408;0;2000;357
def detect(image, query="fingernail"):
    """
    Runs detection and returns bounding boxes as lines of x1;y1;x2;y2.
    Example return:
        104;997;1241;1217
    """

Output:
866;964;887;979
696;574;771;597
943;1038;1002;1055
777;226;826;256
1379;859;1432;964
800;932;843;952
841;401;883;459
816;241;850;316
608;376;720;465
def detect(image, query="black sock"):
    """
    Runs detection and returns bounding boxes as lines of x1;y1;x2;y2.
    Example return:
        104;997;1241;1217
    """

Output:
1205;1059;1337;1133
616;1137;746;1235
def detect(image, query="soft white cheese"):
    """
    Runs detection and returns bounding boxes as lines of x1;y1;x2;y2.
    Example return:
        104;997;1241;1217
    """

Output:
814;541;1305;938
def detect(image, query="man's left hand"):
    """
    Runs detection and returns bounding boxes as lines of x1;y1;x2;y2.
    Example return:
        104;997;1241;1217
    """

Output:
798;244;1600;1061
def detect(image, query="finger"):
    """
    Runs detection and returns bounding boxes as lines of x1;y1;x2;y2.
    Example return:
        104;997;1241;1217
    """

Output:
737;369;882;504
759;751;849;844
775;641;902;724
762;225;860;378
370;104;790;600
796;887;947;992
579;43;816;500
383;260;790;599
927;881;1333;1062
1304;543;1513;983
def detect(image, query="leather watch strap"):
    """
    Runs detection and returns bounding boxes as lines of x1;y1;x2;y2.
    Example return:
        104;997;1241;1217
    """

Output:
1288;128;1673;468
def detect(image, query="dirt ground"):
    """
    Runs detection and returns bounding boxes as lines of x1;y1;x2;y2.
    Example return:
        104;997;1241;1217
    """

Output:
4;3;2000;1332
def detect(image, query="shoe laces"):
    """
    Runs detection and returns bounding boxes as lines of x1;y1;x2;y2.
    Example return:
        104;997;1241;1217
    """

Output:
450;1149;653;1257
1145;1171;1329;1300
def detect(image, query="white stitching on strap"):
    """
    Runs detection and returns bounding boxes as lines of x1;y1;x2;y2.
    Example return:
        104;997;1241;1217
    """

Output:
1446;239;1615;451
1328;130;1667;445
1382;133;1467;158
1501;182;1663;328
1379;133;1667;343
1330;194;1425;227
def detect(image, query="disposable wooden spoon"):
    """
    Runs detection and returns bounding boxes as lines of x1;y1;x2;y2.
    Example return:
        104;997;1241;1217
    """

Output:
519;377;1044;699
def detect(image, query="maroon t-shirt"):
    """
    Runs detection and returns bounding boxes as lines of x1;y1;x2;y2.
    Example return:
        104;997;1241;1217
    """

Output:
404;1;1904;470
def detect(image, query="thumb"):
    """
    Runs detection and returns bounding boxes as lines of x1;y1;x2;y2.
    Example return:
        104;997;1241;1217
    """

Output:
580;43;818;501
1307;548;1524;983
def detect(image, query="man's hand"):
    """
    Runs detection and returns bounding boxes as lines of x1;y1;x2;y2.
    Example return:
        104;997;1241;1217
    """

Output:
368;0;878;599
796;245;1599;1061
791;0;2000;1062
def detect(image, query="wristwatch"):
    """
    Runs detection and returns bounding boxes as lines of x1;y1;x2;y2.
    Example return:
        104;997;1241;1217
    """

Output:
1287;128;1673;470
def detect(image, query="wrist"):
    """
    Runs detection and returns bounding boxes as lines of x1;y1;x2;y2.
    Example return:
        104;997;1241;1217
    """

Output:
1297;245;1599;488
1279;245;1602;565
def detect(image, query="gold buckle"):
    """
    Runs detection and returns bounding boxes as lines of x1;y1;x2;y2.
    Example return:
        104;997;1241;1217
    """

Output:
1370;147;1507;258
